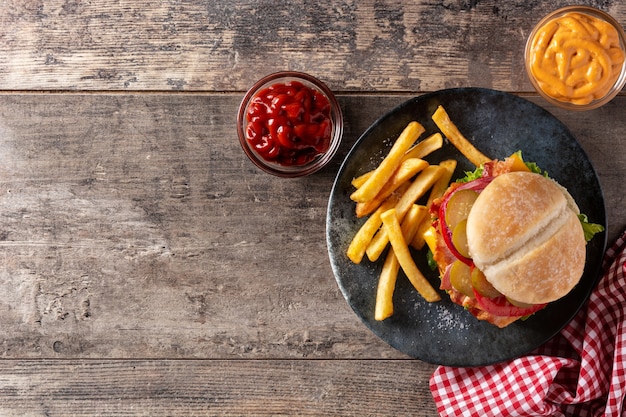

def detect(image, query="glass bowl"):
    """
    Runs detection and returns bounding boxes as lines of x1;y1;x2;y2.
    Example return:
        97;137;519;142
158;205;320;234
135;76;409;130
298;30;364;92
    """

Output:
525;6;626;111
237;71;343;177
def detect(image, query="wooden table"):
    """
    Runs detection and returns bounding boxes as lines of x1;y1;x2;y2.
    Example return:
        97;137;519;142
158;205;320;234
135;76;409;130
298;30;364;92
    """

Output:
0;1;624;415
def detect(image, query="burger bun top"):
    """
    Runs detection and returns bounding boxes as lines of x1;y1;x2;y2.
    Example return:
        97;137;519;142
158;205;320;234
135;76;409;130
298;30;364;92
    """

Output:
466;171;586;305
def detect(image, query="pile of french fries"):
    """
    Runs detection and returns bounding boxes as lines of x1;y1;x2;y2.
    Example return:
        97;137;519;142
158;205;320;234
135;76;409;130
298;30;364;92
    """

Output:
346;105;489;321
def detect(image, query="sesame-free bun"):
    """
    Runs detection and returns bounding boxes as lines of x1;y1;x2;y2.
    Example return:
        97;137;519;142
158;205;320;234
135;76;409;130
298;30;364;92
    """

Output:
466;171;586;305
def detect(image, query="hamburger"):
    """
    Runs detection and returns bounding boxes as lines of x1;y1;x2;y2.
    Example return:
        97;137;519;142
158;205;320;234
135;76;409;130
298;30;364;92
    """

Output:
426;153;601;328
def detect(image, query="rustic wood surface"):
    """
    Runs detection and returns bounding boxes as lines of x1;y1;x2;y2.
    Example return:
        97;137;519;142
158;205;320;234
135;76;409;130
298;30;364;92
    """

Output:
0;1;624;416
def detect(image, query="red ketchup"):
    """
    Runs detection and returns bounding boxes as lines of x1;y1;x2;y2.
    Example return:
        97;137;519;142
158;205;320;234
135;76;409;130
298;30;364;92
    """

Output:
244;81;333;166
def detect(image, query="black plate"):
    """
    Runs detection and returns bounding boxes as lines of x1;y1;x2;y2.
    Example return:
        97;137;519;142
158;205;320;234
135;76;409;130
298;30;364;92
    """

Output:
326;88;607;367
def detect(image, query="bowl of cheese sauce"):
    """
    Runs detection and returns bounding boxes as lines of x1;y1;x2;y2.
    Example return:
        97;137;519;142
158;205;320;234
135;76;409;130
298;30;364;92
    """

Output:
525;6;626;110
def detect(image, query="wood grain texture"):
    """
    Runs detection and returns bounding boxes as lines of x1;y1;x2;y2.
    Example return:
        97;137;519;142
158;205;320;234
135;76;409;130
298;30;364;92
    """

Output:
0;93;402;360
0;0;623;92
0;359;438;416
0;93;622;362
0;0;625;414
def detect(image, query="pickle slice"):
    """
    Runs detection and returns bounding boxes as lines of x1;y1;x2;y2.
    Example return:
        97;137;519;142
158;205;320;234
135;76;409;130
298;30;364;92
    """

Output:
449;260;474;298
444;189;479;230
452;219;470;258
470;268;501;299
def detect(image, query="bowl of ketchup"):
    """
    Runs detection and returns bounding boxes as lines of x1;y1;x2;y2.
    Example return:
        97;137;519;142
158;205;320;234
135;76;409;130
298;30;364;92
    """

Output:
525;6;626;110
237;71;343;177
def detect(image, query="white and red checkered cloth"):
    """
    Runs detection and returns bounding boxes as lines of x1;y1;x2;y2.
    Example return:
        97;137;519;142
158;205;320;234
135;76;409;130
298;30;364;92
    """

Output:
430;229;626;417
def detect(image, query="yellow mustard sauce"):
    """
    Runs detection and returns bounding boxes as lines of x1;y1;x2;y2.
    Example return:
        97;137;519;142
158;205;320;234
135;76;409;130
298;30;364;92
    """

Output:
528;11;625;105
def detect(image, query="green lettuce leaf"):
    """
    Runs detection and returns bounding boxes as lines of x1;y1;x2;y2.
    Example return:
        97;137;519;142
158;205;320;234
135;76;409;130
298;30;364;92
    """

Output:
456;166;483;183
426;248;437;271
578;213;605;242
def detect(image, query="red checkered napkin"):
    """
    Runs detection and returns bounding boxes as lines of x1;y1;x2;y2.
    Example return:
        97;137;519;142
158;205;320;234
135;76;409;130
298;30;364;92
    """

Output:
430;229;626;417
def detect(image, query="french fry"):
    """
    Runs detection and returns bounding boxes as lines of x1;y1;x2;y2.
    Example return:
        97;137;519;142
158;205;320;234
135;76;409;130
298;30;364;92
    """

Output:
366;165;444;262
410;159;457;250
411;216;434;251
351;170;372;189
432;105;490;167
375;204;428;320
403;133;443;161
350;121;425;203
348;108;496;319
426;159;457;208
346;185;407;264
380;208;441;302
352;132;443;188
355;158;429;218
375;245;401;321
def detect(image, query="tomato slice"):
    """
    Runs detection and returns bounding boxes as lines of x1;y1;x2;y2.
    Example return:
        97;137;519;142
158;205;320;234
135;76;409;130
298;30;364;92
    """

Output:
473;289;546;317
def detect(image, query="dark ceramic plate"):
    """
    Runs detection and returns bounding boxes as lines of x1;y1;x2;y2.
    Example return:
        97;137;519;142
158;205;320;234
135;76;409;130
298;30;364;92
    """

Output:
326;88;607;367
